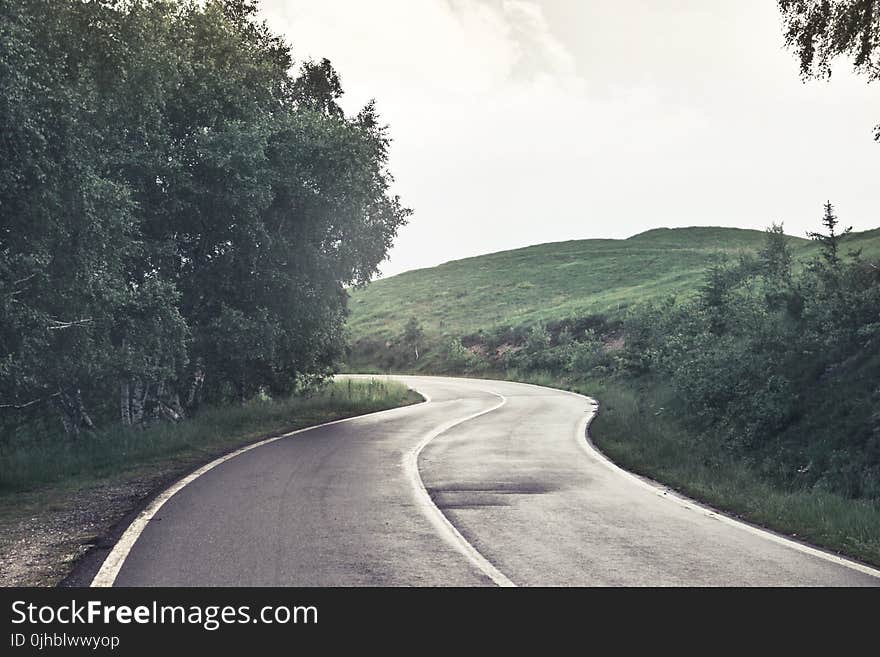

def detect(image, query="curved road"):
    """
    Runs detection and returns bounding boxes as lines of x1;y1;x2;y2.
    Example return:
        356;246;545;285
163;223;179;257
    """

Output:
99;376;879;586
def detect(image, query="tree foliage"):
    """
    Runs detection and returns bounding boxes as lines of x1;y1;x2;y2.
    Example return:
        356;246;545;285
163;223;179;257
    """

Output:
806;200;852;269
779;0;880;80
402;317;424;361
0;0;409;435
614;207;880;498
779;0;880;138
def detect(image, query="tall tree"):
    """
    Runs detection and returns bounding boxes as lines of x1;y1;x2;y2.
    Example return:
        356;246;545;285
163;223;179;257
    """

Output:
0;0;149;435
807;200;852;269
0;0;409;435
760;223;794;284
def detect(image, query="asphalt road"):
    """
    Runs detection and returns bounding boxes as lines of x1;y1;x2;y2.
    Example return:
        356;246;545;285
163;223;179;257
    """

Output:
106;375;879;586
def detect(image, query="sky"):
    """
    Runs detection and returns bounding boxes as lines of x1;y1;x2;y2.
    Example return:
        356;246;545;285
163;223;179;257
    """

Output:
258;0;879;278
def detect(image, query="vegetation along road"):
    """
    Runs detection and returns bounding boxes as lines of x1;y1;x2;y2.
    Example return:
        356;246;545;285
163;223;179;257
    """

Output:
81;376;879;587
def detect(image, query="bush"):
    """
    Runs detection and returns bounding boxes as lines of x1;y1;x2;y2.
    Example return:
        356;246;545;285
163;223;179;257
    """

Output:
441;337;478;372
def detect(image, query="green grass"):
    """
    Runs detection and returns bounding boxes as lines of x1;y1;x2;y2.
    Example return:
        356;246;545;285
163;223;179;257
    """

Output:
0;378;420;494
348;225;880;343
577;377;880;567
483;370;880;566
487;370;880;567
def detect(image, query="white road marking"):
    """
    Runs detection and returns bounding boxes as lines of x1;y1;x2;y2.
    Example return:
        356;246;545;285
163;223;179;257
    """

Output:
506;378;880;581
90;396;427;587
403;388;516;587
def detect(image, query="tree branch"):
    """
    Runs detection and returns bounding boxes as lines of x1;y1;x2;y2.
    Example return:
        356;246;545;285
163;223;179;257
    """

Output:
47;318;93;330
2;273;36;298
0;392;61;410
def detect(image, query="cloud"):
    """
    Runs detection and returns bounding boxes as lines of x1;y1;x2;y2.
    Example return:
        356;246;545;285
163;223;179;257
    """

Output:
258;0;603;271
257;0;880;277
261;0;578;101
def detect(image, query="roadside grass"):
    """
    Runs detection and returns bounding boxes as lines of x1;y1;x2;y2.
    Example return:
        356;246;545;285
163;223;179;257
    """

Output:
0;378;419;494
513;372;880;568
0;378;421;585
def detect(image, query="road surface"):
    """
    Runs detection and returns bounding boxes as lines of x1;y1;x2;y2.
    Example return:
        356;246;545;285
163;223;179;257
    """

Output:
98;375;879;586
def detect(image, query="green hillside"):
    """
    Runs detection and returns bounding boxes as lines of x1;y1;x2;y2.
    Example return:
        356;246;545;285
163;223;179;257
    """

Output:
348;226;880;342
345;222;880;567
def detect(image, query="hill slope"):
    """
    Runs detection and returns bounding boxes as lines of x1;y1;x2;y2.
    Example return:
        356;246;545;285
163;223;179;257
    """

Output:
345;224;880;567
348;226;880;343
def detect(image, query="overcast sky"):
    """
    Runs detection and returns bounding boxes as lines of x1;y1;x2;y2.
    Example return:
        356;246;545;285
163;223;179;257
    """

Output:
259;0;878;277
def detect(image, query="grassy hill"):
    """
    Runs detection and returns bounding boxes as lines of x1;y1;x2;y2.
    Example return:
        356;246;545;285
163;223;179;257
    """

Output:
345;223;880;567
348;226;880;344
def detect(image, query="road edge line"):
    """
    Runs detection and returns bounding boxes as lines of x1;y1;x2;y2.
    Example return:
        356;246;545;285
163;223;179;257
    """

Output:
506;379;880;581
90;392;427;587
403;388;517;587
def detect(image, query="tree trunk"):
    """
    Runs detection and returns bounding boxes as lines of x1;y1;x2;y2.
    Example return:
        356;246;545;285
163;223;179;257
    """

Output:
170;392;185;419
185;365;205;411
56;387;94;438
124;378;184;427
150;381;182;423
131;378;145;426
57;399;78;438
120;381;131;426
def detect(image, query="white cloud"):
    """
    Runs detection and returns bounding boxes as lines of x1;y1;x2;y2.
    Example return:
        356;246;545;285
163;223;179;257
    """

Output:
258;0;879;277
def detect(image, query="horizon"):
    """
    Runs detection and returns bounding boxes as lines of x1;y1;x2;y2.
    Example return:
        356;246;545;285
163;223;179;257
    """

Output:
361;221;875;281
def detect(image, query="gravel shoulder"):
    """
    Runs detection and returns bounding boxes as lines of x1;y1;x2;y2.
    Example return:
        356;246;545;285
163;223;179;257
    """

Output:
0;457;227;586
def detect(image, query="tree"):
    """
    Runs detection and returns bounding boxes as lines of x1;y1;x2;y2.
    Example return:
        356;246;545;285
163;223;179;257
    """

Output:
0;0;409;436
293;58;345;118
759;222;801;313
807;200;852;269
759;223;794;283
402;317;424;361
779;0;880;139
0;0;150;435
698;259;734;335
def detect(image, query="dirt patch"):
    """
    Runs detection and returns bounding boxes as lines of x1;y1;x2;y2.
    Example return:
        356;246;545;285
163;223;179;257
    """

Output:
466;343;488;358
494;343;522;359
603;336;625;352
0;472;174;587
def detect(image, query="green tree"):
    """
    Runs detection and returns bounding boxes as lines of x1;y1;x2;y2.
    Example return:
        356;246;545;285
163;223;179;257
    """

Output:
0;0;149;435
759;223;794;283
807;200;852;270
698;259;735;335
402;317;424;361
0;0;409;436
759;222;801;313
293;58;345;118
779;0;880;139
